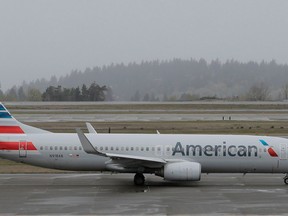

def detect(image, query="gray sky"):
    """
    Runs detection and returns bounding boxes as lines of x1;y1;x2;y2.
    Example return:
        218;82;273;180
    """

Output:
1;0;288;90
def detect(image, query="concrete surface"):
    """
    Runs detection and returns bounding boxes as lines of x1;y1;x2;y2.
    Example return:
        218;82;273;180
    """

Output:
0;173;287;215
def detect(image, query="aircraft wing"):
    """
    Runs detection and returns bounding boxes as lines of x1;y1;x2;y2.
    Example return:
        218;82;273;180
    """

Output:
76;128;166;171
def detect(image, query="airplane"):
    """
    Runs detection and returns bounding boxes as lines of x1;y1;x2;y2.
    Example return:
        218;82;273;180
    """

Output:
0;102;288;186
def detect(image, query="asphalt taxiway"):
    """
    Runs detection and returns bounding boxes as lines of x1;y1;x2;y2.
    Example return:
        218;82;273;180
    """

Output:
0;173;287;215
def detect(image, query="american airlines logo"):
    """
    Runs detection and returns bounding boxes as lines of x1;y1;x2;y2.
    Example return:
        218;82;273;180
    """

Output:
172;142;258;157
172;140;279;158
259;139;278;157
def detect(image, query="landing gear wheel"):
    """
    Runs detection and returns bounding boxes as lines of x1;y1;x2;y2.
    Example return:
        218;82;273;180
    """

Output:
134;173;145;186
284;177;288;185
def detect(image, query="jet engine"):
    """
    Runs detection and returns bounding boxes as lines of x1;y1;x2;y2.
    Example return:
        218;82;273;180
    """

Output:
156;161;201;181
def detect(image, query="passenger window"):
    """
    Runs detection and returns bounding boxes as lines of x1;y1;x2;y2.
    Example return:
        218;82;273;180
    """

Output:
79;147;82;151
100;147;103;151
116;147;119;151
131;147;134;151
60;146;63;151
50;146;53;151
45;146;48;150
64;146;67;151
95;146;98;150
55;146;58;150
74;146;77;150
166;147;170;151
40;146;43;150
141;147;144;151
121;147;124;151
111;147;114;151
69;146;72;151
126;147;129;151
146;147;149;151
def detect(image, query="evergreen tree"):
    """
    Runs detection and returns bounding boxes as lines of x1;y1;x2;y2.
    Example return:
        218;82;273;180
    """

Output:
17;87;26;101
5;86;18;101
75;87;81;101
143;93;150;101
0;89;4;101
27;88;42;101
81;84;89;101
282;83;288;100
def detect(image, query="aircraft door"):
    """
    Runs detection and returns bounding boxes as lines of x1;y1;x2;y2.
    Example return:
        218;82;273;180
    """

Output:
19;141;27;158
277;143;288;171
280;143;288;160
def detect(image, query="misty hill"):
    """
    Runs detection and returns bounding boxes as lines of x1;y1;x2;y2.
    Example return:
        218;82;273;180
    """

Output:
20;59;288;101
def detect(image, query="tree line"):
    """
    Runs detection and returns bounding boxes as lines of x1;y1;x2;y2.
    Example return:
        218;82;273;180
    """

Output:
1;80;288;102
17;58;288;101
2;58;288;101
0;86;42;101
42;82;109;101
0;82;110;102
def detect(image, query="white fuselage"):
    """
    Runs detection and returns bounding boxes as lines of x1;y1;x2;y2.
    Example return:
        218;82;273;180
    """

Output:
1;133;288;174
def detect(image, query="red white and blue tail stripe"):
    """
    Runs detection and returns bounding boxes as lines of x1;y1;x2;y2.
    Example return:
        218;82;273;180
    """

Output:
0;103;51;134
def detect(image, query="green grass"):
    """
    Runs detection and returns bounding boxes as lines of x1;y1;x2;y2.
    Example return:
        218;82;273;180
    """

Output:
6;102;288;112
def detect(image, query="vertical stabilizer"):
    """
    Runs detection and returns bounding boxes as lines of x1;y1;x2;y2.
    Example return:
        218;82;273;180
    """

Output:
0;103;51;134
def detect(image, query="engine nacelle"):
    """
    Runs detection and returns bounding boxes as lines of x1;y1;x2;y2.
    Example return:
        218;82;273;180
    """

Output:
163;161;201;181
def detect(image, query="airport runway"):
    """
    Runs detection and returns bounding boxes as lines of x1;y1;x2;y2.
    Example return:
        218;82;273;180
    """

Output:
0;173;287;215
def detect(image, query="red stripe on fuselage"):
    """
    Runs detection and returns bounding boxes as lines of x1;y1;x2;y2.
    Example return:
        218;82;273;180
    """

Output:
0;142;37;150
0;126;24;134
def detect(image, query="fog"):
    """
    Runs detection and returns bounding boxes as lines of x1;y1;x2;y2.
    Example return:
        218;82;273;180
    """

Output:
1;0;288;90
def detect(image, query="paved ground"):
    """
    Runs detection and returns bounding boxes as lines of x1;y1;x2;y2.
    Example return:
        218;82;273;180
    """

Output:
0;173;287;215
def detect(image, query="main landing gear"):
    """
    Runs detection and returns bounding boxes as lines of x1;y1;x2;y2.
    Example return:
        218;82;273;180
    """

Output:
284;174;288;185
134;173;145;186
